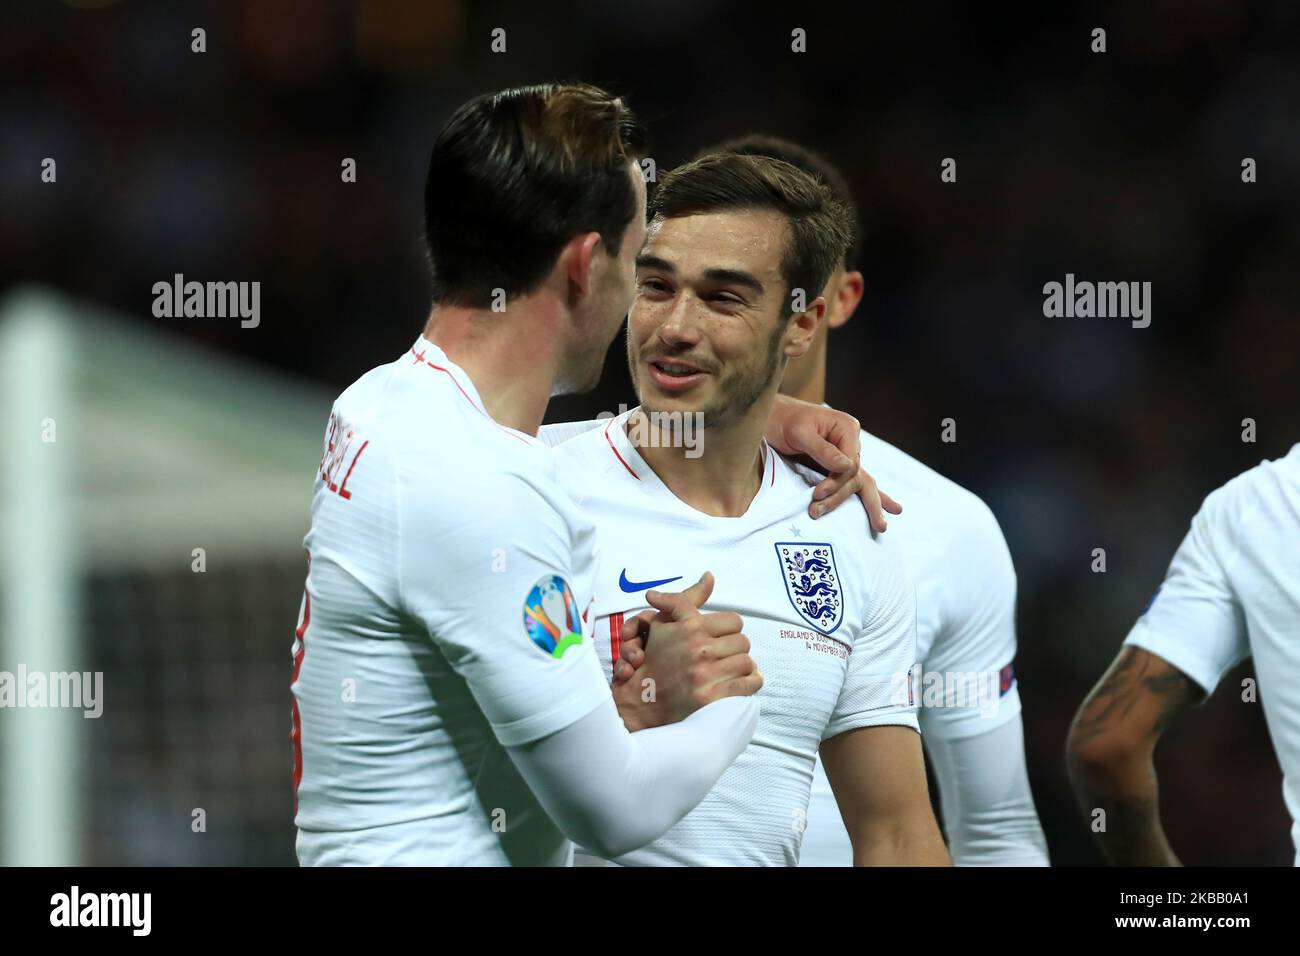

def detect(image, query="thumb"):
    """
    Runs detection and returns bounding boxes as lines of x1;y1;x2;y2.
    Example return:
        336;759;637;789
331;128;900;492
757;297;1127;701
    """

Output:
645;571;713;622
676;571;714;611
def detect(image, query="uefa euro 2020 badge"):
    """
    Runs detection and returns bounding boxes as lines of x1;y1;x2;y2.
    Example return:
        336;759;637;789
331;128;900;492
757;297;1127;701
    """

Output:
775;543;843;634
523;575;585;659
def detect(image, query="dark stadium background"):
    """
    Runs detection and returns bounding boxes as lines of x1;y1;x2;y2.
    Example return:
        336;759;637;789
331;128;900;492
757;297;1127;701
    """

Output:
2;1;1297;865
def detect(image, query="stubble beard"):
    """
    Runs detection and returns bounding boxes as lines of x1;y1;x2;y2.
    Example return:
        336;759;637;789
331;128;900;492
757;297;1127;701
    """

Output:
631;320;786;432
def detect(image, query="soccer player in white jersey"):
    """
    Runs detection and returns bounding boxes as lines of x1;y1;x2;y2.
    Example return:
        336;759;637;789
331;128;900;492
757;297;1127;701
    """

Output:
542;151;950;866
289;84;778;866
698;136;1048;866
1067;444;1300;865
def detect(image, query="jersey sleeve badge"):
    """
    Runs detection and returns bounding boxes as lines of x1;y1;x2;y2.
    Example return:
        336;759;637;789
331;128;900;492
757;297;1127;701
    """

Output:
523;575;585;659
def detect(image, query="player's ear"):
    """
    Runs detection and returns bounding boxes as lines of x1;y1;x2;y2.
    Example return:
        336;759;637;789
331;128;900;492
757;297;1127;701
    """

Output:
828;270;864;329
565;232;603;298
785;296;826;359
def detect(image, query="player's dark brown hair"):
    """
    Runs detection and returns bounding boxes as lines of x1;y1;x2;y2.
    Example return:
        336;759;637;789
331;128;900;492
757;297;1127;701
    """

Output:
700;134;861;271
648;152;853;316
423;83;647;307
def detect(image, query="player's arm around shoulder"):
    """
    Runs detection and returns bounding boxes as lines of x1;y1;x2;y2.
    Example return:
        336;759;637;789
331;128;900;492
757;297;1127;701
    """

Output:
821;530;949;865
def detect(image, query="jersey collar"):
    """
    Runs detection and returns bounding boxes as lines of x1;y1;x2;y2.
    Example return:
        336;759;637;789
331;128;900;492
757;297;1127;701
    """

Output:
601;406;779;518
407;336;542;447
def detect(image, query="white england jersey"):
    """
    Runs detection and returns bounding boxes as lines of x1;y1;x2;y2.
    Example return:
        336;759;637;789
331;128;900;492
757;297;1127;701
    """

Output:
292;337;610;866
1124;444;1300;865
549;409;919;866
539;416;1044;866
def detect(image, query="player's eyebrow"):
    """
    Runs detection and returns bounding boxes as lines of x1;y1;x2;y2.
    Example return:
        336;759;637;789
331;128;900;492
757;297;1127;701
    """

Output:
635;254;675;272
636;256;764;295
701;268;763;295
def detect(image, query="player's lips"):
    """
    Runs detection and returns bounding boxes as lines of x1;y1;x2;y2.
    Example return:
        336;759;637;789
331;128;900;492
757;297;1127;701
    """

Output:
645;358;708;392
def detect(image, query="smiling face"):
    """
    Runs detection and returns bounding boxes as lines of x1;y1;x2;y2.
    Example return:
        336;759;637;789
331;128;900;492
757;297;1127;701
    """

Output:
628;207;819;430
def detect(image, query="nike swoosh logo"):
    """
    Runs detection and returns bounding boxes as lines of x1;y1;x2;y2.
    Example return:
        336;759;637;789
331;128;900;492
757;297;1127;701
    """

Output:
618;569;683;593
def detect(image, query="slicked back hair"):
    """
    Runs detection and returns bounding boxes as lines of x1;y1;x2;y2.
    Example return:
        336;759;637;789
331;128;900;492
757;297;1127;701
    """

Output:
648;152;853;316
423;83;647;308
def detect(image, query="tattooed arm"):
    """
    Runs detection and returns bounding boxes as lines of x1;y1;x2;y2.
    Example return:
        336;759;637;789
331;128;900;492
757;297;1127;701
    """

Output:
1065;646;1204;865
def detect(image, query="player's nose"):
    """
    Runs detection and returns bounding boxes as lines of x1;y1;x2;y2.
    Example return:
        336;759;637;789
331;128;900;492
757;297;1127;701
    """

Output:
654;298;704;349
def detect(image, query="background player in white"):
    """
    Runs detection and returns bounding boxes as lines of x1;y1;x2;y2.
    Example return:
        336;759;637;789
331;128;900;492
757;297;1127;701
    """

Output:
690;136;1048;866
291;84;775;866
544;151;950;865
1067;444;1300;865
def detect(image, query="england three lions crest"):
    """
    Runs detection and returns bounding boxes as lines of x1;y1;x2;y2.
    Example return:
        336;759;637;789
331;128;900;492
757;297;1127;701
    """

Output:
775;543;843;634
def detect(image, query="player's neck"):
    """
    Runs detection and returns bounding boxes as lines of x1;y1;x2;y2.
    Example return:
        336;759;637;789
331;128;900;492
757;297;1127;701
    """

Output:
423;303;558;435
779;343;828;406
630;407;770;518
